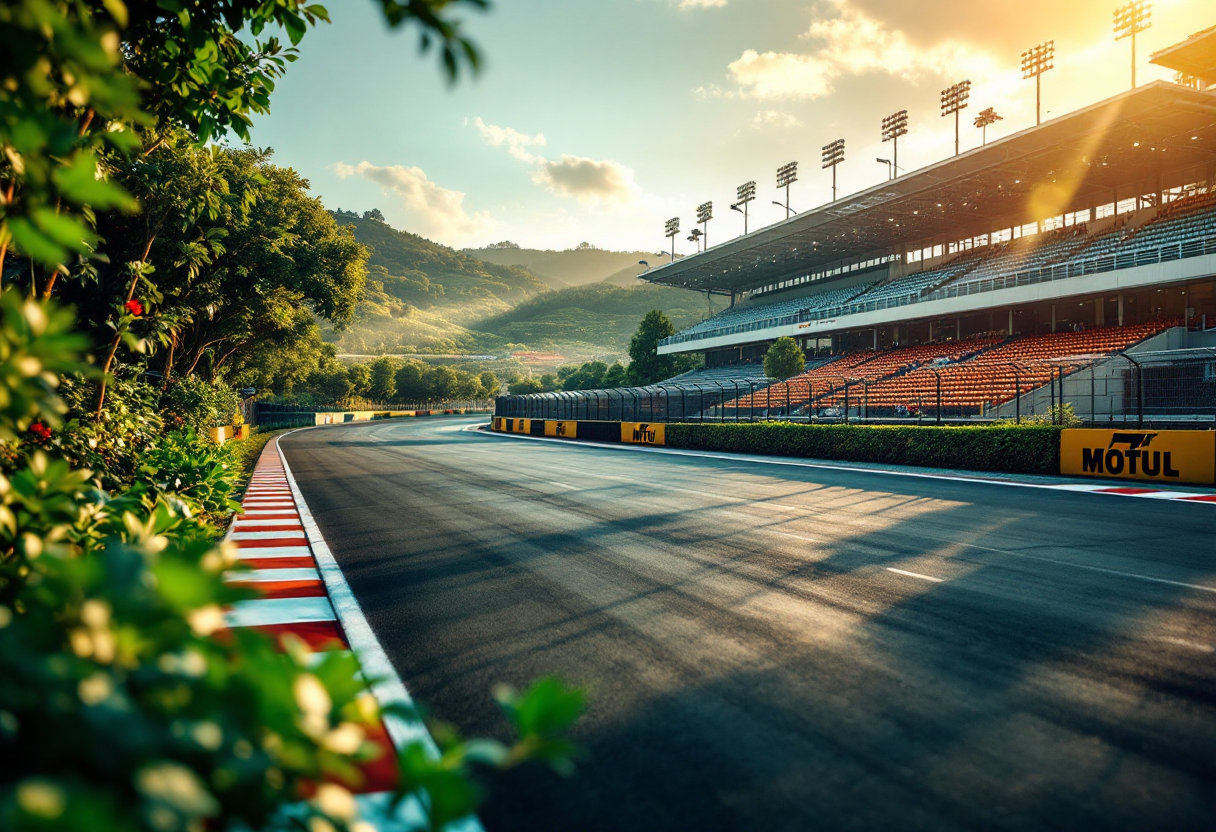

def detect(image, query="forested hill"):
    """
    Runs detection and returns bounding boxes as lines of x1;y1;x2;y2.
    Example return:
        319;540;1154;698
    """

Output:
465;244;654;288
326;212;712;359
332;211;547;308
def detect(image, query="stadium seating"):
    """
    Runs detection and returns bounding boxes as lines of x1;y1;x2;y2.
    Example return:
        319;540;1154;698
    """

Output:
856;321;1172;413
668;283;873;341
661;364;773;386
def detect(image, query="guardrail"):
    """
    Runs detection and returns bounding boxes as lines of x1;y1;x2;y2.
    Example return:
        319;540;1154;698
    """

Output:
660;234;1216;347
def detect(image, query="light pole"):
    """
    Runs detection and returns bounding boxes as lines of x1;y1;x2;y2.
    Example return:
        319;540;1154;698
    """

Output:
1021;41;1054;125
696;201;713;249
730;180;756;235
876;158;893;180
687;228;703;253
776;162;798;218
664;217;679;260
974;107;1002;145
1114;1;1152;89
941;80;971;156
880;109;908;179
821;139;844;202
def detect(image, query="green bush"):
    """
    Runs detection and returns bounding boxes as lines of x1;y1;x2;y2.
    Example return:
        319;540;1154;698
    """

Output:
160;378;244;436
665;421;1063;475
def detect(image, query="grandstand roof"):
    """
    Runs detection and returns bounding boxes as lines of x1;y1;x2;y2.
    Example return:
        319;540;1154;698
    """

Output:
1150;26;1216;80
641;82;1216;295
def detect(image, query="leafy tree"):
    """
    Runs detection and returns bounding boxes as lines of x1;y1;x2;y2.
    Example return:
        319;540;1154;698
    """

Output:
478;370;500;397
347;363;372;397
424;366;458;400
538;373;559;392
369;356;399;400
763;336;806;381
603;361;628;388
509;377;544;395
394;359;429;401
627;309;678;385
362;208;386;223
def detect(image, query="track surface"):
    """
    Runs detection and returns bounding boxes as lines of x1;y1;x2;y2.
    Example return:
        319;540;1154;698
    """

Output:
280;418;1216;832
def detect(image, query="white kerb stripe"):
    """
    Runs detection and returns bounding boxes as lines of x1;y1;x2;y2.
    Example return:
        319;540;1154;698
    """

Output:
235;545;312;559
230;530;307;541
224;596;336;627
225;567;321;583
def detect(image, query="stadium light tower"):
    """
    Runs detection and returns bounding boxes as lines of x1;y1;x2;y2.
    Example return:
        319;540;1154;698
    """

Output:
1113;1;1152;89
664;217;680;260
821;139;845;202
730;180;757;235
696;201;713;249
880;109;908;179
1021;41;1055;125
687;228;703;253
776;162;798;219
974;107;1003;145
876;158;893;180
941;80;972;156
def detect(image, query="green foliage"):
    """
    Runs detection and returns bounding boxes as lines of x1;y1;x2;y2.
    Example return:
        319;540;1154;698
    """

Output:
665;422;1063;475
625;310;699;386
763;337;804;381
160;378;242;435
135;428;242;521
509;378;544;395
0;294;89;440
1014;402;1083;427
369;356;399;401
478;371;500;397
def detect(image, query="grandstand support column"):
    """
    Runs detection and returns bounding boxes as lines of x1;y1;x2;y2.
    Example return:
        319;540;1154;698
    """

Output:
1051;304;1057;333
957;318;962;340
929;321;935;341
1008;309;1014;336
1118;293;1125;326
873;329;878;350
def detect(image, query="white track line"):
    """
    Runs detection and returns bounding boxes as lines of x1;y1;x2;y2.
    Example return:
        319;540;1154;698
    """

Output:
224;596;336;627
225;567;321;583
886;567;945;583
276;431;486;832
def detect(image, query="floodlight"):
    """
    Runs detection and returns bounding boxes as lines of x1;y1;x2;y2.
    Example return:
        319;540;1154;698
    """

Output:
664;216;680;259
1113;1;1152;88
1020;41;1054;125
940;80;972;156
880;110;908;179
733;180;757;234
821;139;845;202
974;107;1003;145
775;163;798;219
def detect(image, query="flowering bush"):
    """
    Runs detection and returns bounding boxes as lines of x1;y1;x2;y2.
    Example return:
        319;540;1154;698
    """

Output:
124;299;144;317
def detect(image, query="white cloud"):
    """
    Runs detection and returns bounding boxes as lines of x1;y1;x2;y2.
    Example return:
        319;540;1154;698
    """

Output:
678;0;727;7
333;161;493;246
533;155;638;205
471;118;640;206
469;117;546;163
753;110;802;128
726;0;992;100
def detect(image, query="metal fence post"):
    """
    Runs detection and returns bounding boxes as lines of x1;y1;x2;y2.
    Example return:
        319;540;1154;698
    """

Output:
843;379;850;424
932;368;942;425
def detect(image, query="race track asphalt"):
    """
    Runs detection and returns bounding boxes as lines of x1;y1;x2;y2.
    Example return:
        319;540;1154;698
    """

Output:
279;417;1216;832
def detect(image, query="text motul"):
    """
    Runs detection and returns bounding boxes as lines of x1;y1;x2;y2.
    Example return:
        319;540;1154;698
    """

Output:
1080;433;1180;477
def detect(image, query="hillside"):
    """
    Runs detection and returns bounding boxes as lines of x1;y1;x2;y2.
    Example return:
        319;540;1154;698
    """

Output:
476;283;709;357
327;213;715;360
465;243;654;288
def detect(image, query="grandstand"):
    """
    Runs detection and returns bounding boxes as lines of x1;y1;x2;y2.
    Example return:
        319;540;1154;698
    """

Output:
498;49;1216;426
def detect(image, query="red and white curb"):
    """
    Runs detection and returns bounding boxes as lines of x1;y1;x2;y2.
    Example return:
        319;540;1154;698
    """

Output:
222;435;482;832
475;426;1216;506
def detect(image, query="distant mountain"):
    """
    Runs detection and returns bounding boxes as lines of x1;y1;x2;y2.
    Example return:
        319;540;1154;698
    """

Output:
327;215;713;360
464;244;654;288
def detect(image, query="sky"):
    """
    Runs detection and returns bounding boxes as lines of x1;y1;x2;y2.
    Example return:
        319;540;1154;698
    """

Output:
247;0;1212;253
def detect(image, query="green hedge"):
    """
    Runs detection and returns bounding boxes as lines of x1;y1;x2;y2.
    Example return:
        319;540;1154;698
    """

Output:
665;422;1063;475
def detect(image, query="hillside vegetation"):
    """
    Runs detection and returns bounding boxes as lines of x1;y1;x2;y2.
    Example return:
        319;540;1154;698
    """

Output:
465;242;656;287
329;215;716;360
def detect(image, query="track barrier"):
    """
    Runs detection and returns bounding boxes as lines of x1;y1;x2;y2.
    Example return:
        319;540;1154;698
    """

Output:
490;419;1216;485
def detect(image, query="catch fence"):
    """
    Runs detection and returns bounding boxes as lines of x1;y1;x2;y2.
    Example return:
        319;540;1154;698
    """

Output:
495;350;1216;428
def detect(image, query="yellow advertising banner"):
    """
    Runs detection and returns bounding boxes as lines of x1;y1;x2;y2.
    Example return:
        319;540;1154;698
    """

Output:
1060;429;1216;485
621;422;665;446
511;418;532;434
544;421;577;439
